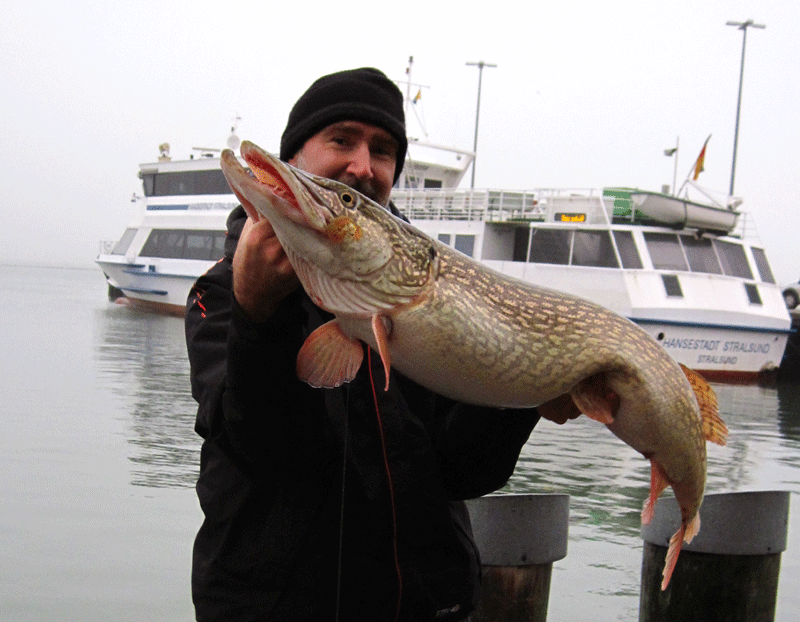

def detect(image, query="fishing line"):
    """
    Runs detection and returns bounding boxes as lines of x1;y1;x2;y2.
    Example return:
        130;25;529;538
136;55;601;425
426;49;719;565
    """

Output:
367;347;402;622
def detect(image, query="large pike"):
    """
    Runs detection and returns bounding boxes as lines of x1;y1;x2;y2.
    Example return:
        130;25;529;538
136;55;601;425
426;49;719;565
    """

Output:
220;141;727;590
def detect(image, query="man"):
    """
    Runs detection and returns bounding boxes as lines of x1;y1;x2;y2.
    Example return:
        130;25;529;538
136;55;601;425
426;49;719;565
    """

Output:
186;67;577;621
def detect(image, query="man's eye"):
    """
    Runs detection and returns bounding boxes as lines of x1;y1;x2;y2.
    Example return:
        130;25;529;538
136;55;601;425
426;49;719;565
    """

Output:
372;144;397;159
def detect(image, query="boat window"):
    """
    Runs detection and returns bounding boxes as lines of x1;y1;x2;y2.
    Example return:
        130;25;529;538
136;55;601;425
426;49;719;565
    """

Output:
438;233;451;245
213;231;226;257
185;231;216;260
571;230;619;268
744;283;762;305
141;169;233;197
140;229;227;261
512;228;530;262
612;231;643;269
111;228;138;255
750;247;776;284
713;240;754;279
661;274;684;297
528;229;570;265
644;233;688;271
454;235;475;258
424;179;443;189
681;236;722;274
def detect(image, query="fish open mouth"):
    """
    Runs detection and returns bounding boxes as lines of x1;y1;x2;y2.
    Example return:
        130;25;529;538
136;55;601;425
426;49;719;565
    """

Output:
219;141;330;231
239;141;302;213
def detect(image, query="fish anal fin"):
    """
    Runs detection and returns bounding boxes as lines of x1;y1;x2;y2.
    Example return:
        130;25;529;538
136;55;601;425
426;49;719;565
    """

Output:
661;524;686;591
371;315;393;391
684;512;701;544
296;320;363;388
679;364;729;446
642;459;671;525
570;374;617;425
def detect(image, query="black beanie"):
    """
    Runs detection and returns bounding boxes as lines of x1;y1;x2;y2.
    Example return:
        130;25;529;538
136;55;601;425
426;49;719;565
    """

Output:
279;68;408;183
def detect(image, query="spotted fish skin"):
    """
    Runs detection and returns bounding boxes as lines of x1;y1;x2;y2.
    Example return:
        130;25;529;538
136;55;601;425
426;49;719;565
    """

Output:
219;141;727;590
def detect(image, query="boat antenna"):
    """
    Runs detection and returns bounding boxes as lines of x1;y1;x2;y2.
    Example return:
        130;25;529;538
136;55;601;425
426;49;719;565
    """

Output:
395;56;431;187
398;56;430;138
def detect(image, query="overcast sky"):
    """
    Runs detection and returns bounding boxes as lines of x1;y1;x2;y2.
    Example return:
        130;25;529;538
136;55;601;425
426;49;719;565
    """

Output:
2;0;798;284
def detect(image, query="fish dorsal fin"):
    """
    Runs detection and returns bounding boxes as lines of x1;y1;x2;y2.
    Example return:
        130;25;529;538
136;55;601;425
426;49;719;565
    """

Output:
680;364;728;446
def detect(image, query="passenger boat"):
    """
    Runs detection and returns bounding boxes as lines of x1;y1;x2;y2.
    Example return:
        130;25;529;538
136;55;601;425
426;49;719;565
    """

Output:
96;133;791;381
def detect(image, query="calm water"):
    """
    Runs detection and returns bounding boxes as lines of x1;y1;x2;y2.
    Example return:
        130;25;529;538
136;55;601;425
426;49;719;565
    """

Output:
1;265;798;621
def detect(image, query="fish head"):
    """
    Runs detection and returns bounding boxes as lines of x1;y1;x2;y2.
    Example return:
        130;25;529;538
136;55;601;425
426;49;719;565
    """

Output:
220;140;439;316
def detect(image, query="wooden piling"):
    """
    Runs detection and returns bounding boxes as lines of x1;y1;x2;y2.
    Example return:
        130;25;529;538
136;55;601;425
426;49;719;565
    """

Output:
466;494;569;622
639;490;790;622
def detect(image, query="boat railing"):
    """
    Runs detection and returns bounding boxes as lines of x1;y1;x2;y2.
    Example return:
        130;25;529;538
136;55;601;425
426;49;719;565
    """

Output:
392;187;612;223
730;211;763;245
98;240;116;255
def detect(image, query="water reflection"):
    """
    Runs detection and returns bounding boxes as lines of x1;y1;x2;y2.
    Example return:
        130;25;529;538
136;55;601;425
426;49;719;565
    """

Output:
777;381;800;443
93;305;198;488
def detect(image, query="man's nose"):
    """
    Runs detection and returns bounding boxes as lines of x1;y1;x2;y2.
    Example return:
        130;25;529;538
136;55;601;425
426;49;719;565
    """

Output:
346;142;374;180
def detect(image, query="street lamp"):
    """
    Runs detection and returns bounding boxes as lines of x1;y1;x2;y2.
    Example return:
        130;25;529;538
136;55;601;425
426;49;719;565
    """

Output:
466;61;496;189
664;137;679;195
726;19;765;197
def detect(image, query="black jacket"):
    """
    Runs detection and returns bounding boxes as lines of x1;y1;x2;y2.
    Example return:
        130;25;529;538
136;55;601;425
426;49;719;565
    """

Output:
185;206;540;621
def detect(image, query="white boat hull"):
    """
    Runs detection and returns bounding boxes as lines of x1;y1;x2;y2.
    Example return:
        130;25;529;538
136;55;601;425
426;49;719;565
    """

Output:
96;254;216;316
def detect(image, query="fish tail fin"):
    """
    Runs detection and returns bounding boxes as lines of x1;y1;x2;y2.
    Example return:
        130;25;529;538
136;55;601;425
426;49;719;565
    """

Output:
642;459;671;524
679;364;728;446
661;524;686;591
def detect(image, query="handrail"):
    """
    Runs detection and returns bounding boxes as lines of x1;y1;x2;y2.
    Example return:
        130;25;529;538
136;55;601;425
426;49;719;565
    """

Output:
391;187;615;224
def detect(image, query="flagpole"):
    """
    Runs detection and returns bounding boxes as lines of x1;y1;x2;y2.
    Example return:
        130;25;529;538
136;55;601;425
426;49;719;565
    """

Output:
726;19;765;197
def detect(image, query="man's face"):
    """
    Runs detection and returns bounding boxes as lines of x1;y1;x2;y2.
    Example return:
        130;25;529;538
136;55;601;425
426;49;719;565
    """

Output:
289;120;399;207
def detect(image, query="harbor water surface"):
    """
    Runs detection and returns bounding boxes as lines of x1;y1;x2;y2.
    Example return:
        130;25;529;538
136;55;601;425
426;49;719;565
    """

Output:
1;265;798;621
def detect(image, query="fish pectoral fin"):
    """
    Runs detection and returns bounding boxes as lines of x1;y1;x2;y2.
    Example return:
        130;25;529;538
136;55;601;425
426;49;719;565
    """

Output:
296;320;363;388
569;374;618;425
680;364;728;446
642;459;671;524
371;314;392;392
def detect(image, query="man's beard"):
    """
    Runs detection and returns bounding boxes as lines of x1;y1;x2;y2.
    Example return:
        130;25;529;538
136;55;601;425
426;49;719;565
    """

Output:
336;175;382;205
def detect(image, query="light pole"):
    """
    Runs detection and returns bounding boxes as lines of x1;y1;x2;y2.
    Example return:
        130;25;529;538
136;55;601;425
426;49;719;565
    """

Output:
726;19;765;196
664;136;679;195
466;61;496;189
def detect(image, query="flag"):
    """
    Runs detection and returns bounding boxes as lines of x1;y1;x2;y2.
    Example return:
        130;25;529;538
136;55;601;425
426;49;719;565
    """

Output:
413;89;422;104
692;135;711;181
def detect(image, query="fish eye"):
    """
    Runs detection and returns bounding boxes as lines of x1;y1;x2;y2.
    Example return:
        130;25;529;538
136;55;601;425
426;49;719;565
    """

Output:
339;191;356;208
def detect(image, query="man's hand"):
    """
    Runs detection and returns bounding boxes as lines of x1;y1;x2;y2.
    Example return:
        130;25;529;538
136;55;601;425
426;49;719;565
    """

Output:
537;393;583;425
232;217;300;322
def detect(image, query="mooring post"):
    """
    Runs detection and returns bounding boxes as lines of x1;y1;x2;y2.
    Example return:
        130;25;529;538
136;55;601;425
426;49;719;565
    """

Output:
639;490;790;622
466;493;569;622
